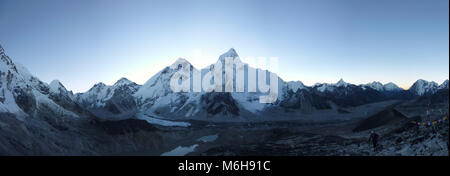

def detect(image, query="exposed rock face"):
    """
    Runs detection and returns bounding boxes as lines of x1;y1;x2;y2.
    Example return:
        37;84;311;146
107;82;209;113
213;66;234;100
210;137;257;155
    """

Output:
280;89;330;112
201;92;240;116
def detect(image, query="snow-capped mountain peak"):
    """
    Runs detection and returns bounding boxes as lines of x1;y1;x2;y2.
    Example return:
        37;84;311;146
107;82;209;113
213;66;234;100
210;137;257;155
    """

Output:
75;77;141;119
383;82;402;91
90;82;107;91
136;56;199;98
170;58;192;69
0;44;80;118
113;77;134;86
287;81;306;92
218;48;240;64
221;48;238;58
362;81;402;92
315;83;332;92
409;79;439;95
336;79;349;87
364;81;384;91
314;79;351;92
49;80;66;93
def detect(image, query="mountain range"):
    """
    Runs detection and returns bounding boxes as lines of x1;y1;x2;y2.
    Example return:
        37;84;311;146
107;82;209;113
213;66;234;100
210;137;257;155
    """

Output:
0;44;448;122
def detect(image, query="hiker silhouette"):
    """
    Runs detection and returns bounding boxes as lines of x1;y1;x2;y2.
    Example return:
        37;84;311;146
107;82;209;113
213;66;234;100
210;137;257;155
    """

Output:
368;131;379;152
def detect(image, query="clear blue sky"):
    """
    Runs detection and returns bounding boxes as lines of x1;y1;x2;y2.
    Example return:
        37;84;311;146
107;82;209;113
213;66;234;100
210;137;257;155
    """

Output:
0;0;448;92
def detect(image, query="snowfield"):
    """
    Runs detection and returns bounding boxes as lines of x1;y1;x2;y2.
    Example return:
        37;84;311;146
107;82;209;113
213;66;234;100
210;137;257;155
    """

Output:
161;144;198;156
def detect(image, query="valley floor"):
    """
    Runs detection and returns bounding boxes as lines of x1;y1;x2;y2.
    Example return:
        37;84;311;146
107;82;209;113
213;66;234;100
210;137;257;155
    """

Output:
1;100;448;156
129;115;448;156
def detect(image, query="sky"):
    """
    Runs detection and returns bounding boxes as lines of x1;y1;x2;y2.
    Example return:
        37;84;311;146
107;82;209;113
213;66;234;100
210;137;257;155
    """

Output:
0;0;448;92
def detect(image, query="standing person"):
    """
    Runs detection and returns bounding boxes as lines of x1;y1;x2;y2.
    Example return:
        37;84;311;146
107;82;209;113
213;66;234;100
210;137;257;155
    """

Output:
368;131;379;152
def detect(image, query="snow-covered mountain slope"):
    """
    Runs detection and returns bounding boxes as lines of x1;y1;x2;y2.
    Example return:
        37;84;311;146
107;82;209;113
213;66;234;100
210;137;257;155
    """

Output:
317;83;386;107
362;82;403;92
49;80;69;95
438;80;449;89
314;79;361;94
76;78;140;108
134;49;287;119
383;82;403;92
0;44;80;118
282;80;408;110
217;48;286;114
335;79;349;87
75;77;140;119
313;79;350;93
0;45;32;115
134;58;194;101
131;48;447;120
3;43;442;122
47;79;87;116
363;81;384;91
408;79;439;96
133;58;204;119
287;81;306;92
